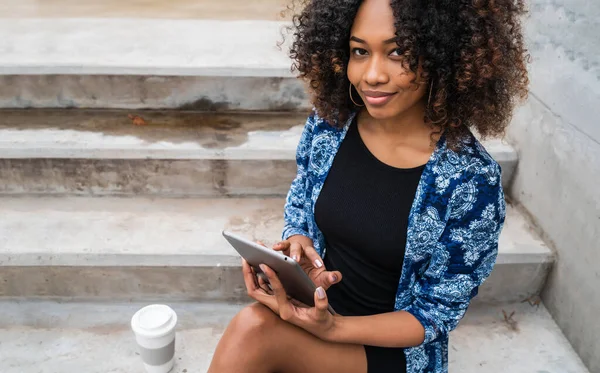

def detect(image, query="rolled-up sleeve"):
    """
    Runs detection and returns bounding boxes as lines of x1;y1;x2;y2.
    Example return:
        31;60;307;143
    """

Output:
404;166;506;344
282;112;316;240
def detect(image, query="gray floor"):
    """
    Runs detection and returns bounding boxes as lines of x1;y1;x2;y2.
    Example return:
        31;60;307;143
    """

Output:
0;300;589;373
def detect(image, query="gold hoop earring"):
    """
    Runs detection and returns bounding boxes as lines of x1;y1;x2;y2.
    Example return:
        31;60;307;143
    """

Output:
427;80;434;108
349;84;364;107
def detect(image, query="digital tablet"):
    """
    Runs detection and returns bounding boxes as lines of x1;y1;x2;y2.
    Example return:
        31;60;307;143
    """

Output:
222;230;335;315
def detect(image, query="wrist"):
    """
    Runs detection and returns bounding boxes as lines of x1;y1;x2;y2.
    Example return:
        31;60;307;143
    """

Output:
322;314;344;343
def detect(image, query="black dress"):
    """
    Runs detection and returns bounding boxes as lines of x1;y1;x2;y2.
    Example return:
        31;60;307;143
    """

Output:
314;118;425;373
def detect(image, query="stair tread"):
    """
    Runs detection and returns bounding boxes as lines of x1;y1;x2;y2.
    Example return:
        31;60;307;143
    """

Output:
0;300;588;373
0;110;306;160
5;0;291;21
0;196;551;266
0;110;515;161
0;19;294;77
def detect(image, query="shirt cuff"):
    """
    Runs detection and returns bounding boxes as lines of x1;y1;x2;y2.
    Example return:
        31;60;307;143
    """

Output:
403;303;439;345
281;226;310;241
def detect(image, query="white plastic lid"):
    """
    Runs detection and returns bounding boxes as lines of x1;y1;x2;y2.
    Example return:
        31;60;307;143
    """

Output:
131;304;178;338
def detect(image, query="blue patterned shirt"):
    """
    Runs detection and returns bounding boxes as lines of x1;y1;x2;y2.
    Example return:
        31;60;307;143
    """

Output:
282;110;505;373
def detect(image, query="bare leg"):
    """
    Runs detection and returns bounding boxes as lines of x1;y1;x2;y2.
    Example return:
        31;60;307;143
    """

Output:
208;303;368;373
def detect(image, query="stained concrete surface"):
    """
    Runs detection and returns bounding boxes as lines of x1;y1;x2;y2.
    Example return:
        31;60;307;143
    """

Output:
0;110;308;157
0;110;517;195
0;75;309;111
0;110;308;196
0;300;589;373
506;1;600;370
0;198;546;264
0;19;296;76
509;97;600;373
0;197;550;303
0;197;287;260
2;0;294;20
0;19;309;109
0;301;243;373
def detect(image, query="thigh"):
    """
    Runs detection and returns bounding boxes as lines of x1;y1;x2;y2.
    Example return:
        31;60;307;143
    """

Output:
222;303;368;373
269;309;368;373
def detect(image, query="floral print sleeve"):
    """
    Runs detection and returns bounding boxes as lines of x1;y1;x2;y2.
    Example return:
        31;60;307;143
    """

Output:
403;165;506;345
282;112;316;241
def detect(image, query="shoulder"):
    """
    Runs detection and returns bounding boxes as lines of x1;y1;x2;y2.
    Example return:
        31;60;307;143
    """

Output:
307;108;355;134
433;132;502;190
428;132;504;221
305;109;325;132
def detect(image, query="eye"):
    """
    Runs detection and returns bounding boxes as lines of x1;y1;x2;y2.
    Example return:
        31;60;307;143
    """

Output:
390;48;403;57
352;48;368;56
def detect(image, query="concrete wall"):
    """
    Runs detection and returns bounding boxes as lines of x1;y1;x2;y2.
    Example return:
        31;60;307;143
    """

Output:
506;1;600;371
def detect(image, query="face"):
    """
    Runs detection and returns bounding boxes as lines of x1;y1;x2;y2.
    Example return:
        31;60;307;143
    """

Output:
347;0;427;120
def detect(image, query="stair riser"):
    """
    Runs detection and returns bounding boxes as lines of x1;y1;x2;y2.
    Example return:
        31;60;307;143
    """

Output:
0;75;309;111
0;157;516;196
0;262;551;304
0;266;247;303
0;159;296;196
477;261;552;304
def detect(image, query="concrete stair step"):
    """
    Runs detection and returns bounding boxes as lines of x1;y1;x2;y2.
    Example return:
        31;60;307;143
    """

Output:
0;300;589;373
0;19;308;110
6;0;292;21
0;109;517;195
0;196;552;304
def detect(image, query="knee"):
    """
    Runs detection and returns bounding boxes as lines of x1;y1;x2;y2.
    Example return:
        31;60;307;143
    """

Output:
211;304;282;371
228;303;279;342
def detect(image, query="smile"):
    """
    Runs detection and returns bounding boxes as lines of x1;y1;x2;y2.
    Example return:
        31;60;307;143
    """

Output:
362;91;397;106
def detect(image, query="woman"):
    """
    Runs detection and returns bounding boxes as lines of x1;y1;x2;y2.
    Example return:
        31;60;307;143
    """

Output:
208;0;528;372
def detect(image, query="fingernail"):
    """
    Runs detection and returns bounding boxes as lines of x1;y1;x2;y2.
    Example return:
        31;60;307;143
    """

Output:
316;287;326;299
292;255;299;262
314;259;323;268
259;264;267;272
331;274;338;283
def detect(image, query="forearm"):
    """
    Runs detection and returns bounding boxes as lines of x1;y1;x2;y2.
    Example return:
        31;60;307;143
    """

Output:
327;311;426;348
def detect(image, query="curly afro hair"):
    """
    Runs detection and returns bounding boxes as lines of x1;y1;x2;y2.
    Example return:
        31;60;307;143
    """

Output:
285;0;529;146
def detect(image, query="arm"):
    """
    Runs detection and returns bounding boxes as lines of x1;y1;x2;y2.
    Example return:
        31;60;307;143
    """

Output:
329;310;426;347
324;168;506;347
281;111;317;241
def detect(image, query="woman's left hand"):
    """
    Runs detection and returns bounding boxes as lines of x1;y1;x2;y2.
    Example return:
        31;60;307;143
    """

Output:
242;259;337;341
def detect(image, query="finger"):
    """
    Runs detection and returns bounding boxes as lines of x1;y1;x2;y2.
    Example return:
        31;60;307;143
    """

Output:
272;240;290;251
321;270;342;290
260;264;293;319
258;275;272;294
272;240;291;257
303;245;324;269
289;241;303;263
256;240;267;247
242;259;259;294
243;261;281;312
313;286;329;320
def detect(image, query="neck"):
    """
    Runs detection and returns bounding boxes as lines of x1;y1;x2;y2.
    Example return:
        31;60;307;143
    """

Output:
359;100;429;139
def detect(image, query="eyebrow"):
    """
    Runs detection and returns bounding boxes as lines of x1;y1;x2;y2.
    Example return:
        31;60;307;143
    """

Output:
350;36;398;45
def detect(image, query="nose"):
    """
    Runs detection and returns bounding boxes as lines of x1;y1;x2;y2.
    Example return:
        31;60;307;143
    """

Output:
364;56;389;86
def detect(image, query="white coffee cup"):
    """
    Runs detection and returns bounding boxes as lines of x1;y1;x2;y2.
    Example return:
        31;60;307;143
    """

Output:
131;304;178;373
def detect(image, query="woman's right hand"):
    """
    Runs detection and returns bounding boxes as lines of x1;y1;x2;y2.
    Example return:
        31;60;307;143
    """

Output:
272;235;342;291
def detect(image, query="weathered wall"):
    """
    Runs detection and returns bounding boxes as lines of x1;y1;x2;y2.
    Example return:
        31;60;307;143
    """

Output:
507;1;600;371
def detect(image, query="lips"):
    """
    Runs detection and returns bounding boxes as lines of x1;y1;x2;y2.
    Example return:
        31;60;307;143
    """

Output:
362;90;397;106
363;91;395;98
